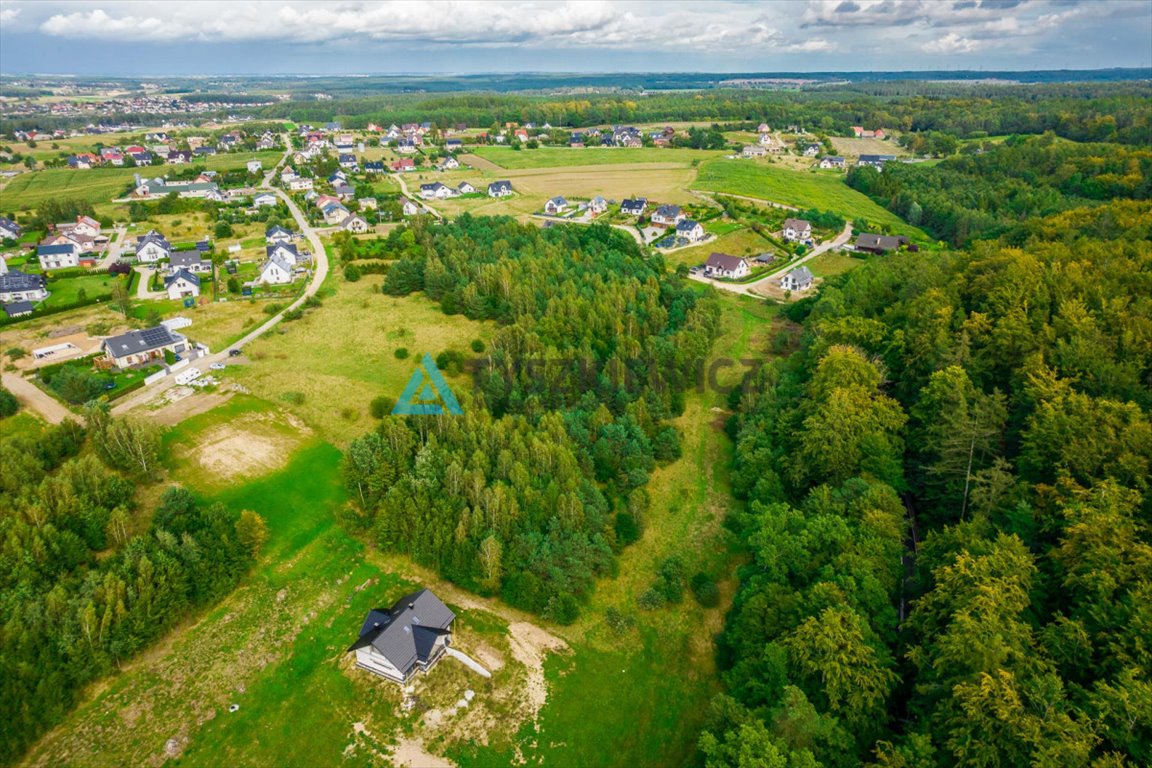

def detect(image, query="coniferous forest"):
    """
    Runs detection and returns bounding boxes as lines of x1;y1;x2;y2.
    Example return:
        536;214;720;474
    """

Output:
342;218;719;620
702;190;1152;765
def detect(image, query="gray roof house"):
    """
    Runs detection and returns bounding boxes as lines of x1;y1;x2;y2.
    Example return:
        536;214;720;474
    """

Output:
854;233;908;254
348;589;456;684
488;180;514;197
101;325;187;368
781;266;814;292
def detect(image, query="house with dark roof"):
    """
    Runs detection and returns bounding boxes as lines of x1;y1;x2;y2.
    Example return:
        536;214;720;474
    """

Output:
170;251;210;274
420;182;455;200
136;231;172;263
0;217;22;241
266;243;300;266
0;271;48;303
818;156;846;170
857;154;897;170
341;214;370;233
37;243;79;270
266;225;294;244
675;219;705;243
101;326;187;369
781;266;814;292
544;196;569;215
164;269;201;300
620;198;647;216
704;252;749;279
854;233;908;254
348;589;456;684
3;301;35;318
488;180;514;198
651;204;685;227
363;161;386;174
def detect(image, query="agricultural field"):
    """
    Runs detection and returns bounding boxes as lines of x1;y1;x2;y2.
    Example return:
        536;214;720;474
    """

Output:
0;166;139;209
692;158;924;235
467;145;724;170
827;135;910;158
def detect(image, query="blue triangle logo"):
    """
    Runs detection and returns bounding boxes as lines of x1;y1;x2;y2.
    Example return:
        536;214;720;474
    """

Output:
392;353;463;416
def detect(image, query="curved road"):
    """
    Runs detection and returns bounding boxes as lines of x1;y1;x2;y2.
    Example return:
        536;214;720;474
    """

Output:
112;136;329;415
687;220;854;297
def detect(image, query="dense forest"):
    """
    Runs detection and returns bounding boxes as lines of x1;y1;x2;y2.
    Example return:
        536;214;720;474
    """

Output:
0;411;267;763
342;217;719;620
702;194;1152;766
848;134;1152;246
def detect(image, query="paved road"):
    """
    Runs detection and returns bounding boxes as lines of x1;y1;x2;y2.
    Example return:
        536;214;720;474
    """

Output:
112;137;330;416
1;372;75;424
134;265;165;300
687;221;854;297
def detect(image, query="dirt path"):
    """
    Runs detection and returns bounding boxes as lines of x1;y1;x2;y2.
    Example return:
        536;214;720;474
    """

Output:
0;373;75;424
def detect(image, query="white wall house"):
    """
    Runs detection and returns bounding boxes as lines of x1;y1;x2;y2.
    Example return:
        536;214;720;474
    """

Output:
257;255;294;285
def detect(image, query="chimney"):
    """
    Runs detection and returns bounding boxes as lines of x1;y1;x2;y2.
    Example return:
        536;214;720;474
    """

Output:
408;603;415;610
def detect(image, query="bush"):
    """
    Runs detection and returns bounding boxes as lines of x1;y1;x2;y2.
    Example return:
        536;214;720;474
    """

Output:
543;592;579;625
6;347;25;360
604;606;636;635
227;277;240;294
370;395;396;418
655;556;687;604
263;302;284;315
282;308;303;321
690;572;721;608
343;263;362;282
637;587;666;611
214;221;233;238
470;338;485;353
0;385;18;417
435;350;466;375
394;347;409;360
280;391;306;405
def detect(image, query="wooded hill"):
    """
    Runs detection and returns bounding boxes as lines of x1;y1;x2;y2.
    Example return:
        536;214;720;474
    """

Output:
703;196;1152;766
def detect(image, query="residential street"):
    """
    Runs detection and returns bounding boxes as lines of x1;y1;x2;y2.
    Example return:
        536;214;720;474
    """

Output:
391;173;443;219
112;137;330;415
687;221;854;297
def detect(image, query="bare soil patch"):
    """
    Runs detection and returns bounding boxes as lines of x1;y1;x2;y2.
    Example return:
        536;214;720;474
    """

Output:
179;411;312;483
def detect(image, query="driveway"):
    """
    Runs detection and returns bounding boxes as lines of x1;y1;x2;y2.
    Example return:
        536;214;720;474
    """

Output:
112;135;331;416
1;372;75;424
134;265;166;299
687;221;853;297
392;173;443;220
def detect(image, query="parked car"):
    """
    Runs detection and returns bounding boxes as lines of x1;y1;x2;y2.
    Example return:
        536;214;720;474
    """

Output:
209;362;226;370
228;349;242;357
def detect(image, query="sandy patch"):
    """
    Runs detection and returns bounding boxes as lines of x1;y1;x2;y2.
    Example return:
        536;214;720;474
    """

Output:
391;736;456;768
182;411;311;482
505;622;569;729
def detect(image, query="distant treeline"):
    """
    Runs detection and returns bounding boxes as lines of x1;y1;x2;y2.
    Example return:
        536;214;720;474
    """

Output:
848;134;1152;245
7;82;1151;147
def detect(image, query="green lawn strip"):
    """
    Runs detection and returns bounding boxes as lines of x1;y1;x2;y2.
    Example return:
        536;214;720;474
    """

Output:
692;159;925;237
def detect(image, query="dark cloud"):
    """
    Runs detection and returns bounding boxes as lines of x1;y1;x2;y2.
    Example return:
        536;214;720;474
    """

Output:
835;1;861;12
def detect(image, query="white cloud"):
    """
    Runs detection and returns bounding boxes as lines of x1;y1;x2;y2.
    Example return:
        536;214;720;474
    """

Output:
921;32;981;54
33;1;789;51
0;6;21;24
785;37;838;53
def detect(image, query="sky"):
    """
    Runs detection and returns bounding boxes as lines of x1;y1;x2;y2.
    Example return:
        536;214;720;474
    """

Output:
0;0;1149;76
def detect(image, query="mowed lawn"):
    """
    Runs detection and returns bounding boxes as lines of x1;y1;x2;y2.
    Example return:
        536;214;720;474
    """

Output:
468;145;724;170
692;158;923;236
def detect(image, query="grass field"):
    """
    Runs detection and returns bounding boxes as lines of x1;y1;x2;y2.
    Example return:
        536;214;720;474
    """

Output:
225;276;497;445
468;146;724;170
0;151;283;213
807;249;868;278
692;158;924;236
43;273;118;306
